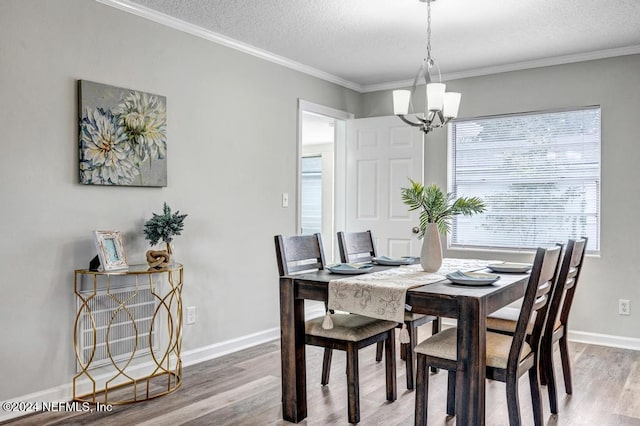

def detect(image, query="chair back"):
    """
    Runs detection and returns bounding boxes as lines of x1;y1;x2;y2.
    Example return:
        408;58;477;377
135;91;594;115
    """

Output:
543;238;588;339
337;230;377;263
274;233;327;276
509;246;562;369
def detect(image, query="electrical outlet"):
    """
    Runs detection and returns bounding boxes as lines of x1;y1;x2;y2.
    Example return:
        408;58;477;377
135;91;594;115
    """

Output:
187;306;197;324
619;299;630;316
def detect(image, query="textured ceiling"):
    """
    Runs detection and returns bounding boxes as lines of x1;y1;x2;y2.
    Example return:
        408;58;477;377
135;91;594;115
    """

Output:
122;0;640;90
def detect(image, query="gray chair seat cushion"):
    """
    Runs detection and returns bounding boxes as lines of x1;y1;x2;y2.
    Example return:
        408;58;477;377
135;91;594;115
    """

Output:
487;306;559;335
306;314;397;342
487;306;523;334
414;327;532;369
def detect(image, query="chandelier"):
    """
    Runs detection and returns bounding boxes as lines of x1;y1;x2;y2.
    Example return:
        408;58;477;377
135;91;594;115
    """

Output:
393;0;461;134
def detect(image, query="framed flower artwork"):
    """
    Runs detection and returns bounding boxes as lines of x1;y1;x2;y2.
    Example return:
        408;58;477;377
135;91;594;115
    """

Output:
78;80;167;187
93;230;128;271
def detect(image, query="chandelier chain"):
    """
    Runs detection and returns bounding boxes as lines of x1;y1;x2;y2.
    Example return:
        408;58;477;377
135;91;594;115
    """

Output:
426;0;432;64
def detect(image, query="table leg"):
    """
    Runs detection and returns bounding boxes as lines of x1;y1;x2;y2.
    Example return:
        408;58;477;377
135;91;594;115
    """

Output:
456;297;486;426
280;277;307;422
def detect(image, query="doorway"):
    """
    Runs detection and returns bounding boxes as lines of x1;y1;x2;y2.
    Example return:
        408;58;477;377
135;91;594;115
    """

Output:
298;100;353;262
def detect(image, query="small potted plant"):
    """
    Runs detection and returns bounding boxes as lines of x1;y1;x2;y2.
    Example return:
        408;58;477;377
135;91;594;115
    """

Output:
143;202;187;267
401;179;485;272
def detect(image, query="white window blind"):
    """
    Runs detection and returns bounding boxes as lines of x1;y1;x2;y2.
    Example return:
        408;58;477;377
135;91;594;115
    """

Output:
450;107;601;252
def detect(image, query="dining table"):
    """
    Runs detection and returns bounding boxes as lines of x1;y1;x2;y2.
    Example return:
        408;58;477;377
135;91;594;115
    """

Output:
279;259;530;425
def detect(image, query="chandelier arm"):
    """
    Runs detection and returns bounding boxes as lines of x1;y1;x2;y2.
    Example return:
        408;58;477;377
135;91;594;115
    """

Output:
431;59;442;84
397;114;426;128
409;61;427;114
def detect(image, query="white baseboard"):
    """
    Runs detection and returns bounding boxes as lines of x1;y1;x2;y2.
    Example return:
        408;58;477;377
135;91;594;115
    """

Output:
441;318;640;350
567;330;640;351
181;326;280;367
181;305;325;367
3;313;636;423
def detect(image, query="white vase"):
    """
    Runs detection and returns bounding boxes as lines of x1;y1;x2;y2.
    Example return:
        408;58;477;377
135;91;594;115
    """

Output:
420;223;443;272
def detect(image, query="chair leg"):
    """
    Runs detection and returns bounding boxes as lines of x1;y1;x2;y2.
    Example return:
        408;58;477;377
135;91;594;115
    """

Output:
431;317;441;335
414;353;429;426
376;341;383;362
559;334;573;394
506;373;521;426
321;348;332;385
539;346;548;386
430;318;441;374
544;343;559;414
385;330;397;401
346;343;360;424
446;370;456;416
406;323;417;390
529;365;544;426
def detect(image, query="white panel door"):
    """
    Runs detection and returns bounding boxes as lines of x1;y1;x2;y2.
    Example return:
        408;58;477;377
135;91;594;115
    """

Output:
345;116;424;257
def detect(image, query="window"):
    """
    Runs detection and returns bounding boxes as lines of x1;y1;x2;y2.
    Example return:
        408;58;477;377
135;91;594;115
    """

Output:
301;156;322;235
449;107;601;252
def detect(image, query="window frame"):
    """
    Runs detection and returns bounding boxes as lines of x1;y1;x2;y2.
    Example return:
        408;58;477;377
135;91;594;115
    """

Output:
447;105;601;254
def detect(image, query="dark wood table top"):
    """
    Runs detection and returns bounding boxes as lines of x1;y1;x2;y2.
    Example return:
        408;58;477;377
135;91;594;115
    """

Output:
287;264;529;315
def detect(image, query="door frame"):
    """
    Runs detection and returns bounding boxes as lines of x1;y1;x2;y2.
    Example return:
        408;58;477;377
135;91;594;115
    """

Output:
297;100;354;260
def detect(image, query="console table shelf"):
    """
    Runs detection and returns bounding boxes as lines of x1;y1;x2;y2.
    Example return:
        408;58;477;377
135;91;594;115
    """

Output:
73;263;184;405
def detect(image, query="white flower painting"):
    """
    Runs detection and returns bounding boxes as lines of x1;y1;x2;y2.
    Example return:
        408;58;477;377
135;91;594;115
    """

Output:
79;80;167;186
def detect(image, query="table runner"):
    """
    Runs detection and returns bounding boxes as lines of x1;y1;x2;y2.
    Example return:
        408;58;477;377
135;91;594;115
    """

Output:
325;258;496;334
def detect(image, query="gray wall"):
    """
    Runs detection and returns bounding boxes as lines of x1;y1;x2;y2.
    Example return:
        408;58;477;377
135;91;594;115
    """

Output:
1;0;638;403
0;0;361;399
363;54;640;340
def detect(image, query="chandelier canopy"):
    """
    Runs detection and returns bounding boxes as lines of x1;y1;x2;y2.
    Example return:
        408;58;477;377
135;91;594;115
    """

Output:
393;0;461;134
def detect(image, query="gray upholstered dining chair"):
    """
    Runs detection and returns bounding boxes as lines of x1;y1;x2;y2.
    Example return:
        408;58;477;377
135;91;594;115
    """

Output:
274;233;397;424
487;237;588;415
337;230;441;390
413;245;562;426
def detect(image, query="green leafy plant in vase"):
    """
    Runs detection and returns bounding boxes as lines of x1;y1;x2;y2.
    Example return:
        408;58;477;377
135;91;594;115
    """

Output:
143;202;187;267
401;179;485;272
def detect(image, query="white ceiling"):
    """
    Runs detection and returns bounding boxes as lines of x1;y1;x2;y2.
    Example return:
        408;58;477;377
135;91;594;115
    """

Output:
104;0;640;92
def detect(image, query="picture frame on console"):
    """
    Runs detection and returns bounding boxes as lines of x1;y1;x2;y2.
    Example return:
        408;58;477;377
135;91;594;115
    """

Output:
93;230;128;271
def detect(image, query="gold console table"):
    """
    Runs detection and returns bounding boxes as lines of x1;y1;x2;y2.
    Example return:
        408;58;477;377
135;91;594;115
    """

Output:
73;263;184;405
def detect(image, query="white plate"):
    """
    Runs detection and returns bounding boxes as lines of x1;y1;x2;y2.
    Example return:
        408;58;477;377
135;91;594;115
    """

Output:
486;262;532;273
372;256;416;266
446;271;500;286
327;264;374;275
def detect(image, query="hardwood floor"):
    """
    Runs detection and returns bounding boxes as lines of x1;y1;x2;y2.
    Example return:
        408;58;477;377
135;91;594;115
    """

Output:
4;330;640;425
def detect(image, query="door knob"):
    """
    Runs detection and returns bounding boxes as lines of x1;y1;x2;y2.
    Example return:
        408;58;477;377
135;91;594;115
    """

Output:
412;227;420;234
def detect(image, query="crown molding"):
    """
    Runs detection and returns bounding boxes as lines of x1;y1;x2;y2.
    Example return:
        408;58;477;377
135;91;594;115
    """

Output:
96;1;640;95
95;0;364;92
362;44;640;93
